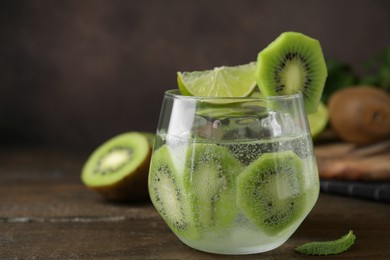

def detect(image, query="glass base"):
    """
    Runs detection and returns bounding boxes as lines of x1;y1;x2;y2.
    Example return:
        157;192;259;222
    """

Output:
179;236;289;255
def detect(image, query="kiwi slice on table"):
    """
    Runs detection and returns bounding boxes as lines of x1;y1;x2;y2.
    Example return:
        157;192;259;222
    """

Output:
148;145;198;239
256;32;327;114
81;132;154;201
237;151;306;235
184;143;243;230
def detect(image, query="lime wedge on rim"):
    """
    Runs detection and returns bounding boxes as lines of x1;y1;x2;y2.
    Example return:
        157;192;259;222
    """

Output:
308;102;328;139
177;62;257;97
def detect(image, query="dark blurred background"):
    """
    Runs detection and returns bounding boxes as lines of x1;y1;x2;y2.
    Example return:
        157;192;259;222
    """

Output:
1;0;389;151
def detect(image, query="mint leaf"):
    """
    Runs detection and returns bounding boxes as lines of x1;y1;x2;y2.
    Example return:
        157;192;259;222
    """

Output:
295;230;356;255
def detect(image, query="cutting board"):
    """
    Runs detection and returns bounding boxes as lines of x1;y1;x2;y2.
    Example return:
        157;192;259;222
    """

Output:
314;141;390;180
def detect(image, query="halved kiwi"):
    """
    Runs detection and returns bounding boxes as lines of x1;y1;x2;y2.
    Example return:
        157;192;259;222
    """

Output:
81;132;154;201
148;145;198;239
256;32;327;114
237;151;306;235
184;143;243;230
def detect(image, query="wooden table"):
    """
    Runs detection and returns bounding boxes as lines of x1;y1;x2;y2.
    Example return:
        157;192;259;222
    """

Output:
1;147;389;259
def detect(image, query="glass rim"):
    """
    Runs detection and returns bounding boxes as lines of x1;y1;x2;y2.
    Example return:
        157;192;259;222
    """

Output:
164;89;303;101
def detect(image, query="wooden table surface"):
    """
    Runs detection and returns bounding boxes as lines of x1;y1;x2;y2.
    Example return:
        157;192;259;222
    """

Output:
1;147;389;259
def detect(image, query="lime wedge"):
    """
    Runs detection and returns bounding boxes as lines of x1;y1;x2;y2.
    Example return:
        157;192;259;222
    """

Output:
177;62;257;97
308;102;328;139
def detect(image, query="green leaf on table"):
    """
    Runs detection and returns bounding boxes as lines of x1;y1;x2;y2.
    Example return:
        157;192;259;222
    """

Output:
295;230;356;255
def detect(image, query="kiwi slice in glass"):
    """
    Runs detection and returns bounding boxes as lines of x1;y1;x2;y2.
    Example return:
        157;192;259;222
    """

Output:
256;32;327;114
81;132;153;201
183;143;243;230
148;145;198;239
237;151;306;235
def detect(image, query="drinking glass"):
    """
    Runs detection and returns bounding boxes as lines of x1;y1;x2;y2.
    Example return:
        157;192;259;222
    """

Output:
148;89;319;255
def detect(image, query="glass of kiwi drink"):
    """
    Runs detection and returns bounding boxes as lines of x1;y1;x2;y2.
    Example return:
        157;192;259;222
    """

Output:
148;90;320;254
149;32;326;255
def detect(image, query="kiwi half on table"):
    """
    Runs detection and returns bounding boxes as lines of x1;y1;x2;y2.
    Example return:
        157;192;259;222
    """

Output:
237;151;306;235
256;32;327;114
183;143;243;230
81;132;154;202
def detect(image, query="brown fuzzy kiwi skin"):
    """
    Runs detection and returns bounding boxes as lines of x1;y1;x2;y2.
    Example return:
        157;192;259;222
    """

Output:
328;86;390;145
89;147;152;202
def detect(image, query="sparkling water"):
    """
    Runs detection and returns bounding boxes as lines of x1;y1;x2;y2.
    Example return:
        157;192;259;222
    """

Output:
152;131;319;255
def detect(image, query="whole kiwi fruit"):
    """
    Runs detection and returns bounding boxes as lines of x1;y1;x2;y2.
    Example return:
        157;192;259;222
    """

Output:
328;86;390;145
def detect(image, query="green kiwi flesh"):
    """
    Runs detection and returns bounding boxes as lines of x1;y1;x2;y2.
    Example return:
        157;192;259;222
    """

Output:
237;151;306;235
184;143;243;229
81;132;153;201
148;145;198;239
256;32;327;114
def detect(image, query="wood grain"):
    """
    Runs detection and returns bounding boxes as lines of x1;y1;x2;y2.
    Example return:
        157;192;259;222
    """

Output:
1;147;389;259
315;142;390;180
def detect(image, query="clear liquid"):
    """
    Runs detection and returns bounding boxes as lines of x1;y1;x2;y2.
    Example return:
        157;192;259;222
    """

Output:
151;133;319;255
